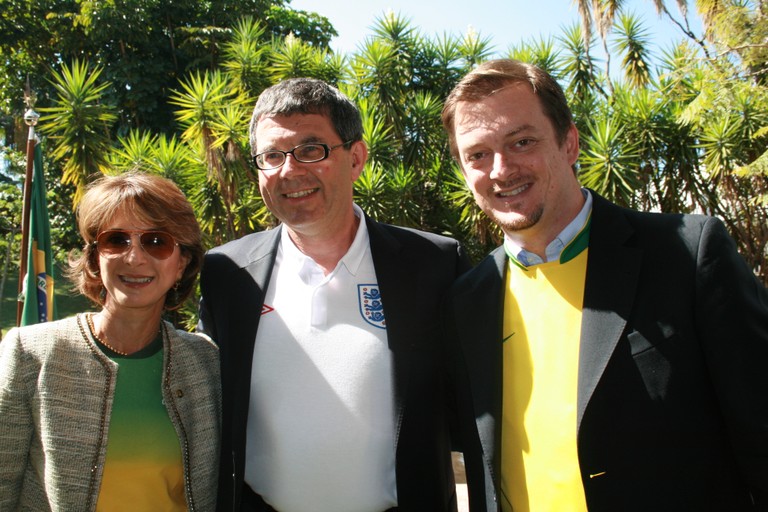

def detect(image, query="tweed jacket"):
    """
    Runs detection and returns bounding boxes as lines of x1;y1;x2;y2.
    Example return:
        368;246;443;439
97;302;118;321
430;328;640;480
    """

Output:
199;214;471;511
0;314;221;512
446;191;768;511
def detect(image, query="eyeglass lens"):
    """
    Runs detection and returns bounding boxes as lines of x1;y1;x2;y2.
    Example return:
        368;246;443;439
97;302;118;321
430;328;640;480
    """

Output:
96;230;177;260
256;143;329;170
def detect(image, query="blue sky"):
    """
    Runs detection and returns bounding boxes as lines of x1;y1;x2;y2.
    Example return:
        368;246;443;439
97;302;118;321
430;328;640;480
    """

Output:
289;0;703;61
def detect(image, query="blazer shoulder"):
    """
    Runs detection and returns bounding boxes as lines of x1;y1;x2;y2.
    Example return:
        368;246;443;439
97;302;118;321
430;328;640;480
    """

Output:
369;220;472;275
450;246;506;295
3;316;83;352
372;220;462;249
207;228;278;256
203;228;280;272
590;191;717;252
166;322;217;351
591;190;710;230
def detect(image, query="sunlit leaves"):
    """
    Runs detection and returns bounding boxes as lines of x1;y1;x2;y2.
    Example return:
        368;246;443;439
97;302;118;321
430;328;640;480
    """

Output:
579;118;641;206
17;3;768;286
698;116;741;179
169;69;252;239
354;163;391;221
38;59;116;205
458;27;495;67
560;24;602;101
507;37;562;78
222;16;271;94
613;12;653;89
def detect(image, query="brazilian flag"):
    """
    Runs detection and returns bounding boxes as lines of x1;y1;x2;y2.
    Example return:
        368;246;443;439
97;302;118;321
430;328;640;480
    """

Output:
21;142;56;325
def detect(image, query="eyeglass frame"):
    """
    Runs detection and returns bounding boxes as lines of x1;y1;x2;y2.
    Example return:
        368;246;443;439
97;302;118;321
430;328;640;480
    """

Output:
252;140;355;172
93;229;180;260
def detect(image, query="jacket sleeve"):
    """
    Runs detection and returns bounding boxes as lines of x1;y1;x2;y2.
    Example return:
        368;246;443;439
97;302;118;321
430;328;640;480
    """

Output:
0;328;33;510
695;217;768;505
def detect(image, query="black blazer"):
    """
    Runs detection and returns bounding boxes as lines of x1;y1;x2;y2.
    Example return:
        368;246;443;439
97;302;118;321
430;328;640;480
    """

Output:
446;191;768;511
199;214;470;511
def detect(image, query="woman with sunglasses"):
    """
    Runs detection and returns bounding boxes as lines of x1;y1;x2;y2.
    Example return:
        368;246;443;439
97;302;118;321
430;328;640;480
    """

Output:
0;172;220;512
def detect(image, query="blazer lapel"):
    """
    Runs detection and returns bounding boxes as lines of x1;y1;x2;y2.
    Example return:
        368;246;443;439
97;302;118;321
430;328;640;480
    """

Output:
366;218;408;416
453;247;507;481
229;228;282;353
227;228;282;454
577;193;643;430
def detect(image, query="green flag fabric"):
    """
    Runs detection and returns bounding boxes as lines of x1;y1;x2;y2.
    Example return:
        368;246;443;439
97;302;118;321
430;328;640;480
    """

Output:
21;142;56;325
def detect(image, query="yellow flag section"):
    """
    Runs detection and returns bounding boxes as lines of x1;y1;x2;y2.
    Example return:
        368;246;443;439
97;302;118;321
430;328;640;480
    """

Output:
500;250;589;512
21;142;56;325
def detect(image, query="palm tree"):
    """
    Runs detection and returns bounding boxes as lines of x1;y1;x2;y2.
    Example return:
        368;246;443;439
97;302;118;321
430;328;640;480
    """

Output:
221;16;271;94
458;27;494;69
579;117;642;206
38;60;117;204
508;37;562;78
612;12;654;89
559;24;605;102
109;130;158;173
269;34;317;81
169;70;252;240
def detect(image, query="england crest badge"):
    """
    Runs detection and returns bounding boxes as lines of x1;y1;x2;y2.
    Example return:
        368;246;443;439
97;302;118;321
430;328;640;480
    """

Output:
358;284;386;329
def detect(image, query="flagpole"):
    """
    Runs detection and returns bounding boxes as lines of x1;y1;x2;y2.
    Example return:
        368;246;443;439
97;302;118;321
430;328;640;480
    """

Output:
17;107;40;326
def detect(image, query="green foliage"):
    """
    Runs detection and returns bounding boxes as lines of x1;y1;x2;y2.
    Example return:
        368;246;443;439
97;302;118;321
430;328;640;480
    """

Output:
612;12;653;89
222;17;272;95
169;69;252;240
0;0;332;134
508;37;562;77
263;5;338;48
354;163;391;220
4;0;768;328
559;24;603;101
37;60;117;204
573;0;768;281
579;118;642;206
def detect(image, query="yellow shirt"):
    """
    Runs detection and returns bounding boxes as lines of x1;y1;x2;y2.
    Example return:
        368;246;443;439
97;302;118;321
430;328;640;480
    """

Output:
500;249;589;512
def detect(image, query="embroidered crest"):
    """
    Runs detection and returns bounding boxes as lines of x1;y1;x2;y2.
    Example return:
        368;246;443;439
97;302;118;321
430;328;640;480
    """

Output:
358;284;386;329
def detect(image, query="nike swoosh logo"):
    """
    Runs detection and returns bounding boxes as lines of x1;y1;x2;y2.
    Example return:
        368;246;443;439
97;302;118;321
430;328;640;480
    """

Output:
502;333;515;342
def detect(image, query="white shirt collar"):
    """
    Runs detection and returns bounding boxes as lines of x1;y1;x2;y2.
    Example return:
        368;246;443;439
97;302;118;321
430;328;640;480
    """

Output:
504;188;592;266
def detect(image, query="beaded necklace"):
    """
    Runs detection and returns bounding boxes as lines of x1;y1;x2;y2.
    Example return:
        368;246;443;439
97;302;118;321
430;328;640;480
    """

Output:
86;313;159;356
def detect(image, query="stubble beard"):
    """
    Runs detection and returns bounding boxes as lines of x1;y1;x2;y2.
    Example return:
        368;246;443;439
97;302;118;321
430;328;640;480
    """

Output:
491;203;544;235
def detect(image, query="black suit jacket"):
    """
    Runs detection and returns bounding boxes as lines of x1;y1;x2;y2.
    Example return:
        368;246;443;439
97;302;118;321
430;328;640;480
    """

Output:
199;215;470;511
446;191;768;511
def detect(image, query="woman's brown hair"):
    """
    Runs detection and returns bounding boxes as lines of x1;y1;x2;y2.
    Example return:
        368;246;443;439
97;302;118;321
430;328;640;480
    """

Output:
68;172;203;310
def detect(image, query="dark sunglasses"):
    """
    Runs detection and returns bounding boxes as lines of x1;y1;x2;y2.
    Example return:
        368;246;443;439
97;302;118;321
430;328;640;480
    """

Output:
94;230;179;260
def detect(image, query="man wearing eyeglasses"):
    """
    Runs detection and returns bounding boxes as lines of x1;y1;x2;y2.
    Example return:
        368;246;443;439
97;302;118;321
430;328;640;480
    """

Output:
198;78;470;512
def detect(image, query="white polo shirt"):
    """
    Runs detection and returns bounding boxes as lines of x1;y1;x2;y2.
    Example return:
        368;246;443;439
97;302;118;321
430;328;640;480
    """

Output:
244;205;397;512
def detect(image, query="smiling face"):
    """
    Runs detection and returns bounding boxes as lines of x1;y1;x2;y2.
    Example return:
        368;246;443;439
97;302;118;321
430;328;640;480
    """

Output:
255;113;366;241
452;82;584;248
97;210;188;317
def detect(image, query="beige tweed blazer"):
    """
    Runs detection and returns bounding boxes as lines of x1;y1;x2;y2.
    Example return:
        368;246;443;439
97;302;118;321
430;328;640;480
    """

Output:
0;314;221;512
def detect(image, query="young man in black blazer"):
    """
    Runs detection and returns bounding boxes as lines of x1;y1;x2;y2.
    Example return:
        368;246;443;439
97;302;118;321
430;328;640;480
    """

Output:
441;59;768;511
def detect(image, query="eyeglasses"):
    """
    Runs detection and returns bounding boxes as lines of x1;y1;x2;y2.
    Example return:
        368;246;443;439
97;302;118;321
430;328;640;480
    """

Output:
94;230;179;260
253;141;353;172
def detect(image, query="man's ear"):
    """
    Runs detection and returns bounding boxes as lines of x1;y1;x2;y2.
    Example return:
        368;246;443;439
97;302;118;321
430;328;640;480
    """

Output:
350;140;368;180
565;123;580;166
